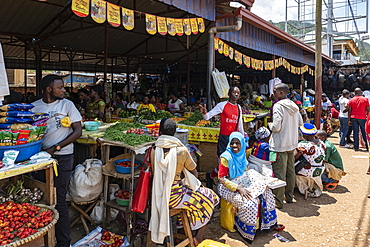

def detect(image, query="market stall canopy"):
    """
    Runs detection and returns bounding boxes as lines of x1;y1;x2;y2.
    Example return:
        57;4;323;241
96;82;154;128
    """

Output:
0;43;9;101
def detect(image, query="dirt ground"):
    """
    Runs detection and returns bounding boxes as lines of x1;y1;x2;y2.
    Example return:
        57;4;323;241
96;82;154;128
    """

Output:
70;132;370;247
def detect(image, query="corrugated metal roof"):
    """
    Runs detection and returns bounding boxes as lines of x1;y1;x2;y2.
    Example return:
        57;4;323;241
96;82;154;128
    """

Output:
216;17;316;66
158;0;215;20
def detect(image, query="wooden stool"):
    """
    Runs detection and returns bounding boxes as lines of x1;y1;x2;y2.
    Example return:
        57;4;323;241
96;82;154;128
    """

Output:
147;208;195;247
70;199;99;234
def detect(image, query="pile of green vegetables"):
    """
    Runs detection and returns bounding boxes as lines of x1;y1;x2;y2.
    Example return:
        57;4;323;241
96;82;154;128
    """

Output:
178;111;203;126
103;122;154;146
204;121;220;127
118;110;136;118
134;109;173;122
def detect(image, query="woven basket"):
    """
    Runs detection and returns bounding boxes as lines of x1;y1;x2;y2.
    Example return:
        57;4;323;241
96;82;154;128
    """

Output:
4;204;59;247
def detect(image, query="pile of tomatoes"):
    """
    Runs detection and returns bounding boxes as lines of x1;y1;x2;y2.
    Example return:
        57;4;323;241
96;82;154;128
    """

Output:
0;201;53;245
126;128;144;134
148;129;159;137
114;190;129;200
116;161;131;167
100;230;125;246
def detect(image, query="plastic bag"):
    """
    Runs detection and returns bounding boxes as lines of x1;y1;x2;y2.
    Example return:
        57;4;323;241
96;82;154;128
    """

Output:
90;184;119;223
0;111;34;117
212;68;230;98
67;159;103;203
220;198;236;232
0;117;33;124
0;103;34;111
0;124;11;129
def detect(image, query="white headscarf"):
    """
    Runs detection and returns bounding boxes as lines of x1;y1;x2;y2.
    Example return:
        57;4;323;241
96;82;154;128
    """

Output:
255;126;271;141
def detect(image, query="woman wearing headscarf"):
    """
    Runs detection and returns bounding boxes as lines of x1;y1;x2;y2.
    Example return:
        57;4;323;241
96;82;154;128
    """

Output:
149;118;219;246
295;123;326;199
218;132;283;243
248;127;274;177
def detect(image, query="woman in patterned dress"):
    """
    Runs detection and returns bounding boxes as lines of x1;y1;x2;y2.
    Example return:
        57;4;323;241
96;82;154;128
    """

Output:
295;123;326;198
217;132;283;243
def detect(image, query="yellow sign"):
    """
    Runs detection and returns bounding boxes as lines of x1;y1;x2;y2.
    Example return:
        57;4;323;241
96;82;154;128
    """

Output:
175;19;184;36
122;7;134;30
146;14;157;35
107;2;120;27
218;39;223;54
234;50;242;64
190;18;198;34
183;19;191;35
224;43;229;56
229;46;234;60
91;0;106;23
167;18;176;36
243;55;250;68
197;18;205;33
157;16;167;35
72;0;90;17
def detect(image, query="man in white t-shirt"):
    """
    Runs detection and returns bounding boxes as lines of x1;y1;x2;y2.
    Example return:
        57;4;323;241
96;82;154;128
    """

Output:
338;89;352;147
32;75;82;247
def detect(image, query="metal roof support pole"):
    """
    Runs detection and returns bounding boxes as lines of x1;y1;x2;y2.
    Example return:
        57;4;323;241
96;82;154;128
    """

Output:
272;55;276;78
206;15;242;111
24;42;27;96
187;50;191;100
70;53;73;91
35;43;42;96
104;23;108;87
314;0;323;129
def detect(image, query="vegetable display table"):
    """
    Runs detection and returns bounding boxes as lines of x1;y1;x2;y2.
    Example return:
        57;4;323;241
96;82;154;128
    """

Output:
0;159;57;246
99;138;154;243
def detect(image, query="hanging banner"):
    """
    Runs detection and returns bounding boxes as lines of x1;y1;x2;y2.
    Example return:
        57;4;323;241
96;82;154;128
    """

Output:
190;18;198;34
223;43;229;57
234;51;242;64
175;19;184;36
157;16;167;35
229;47;234;60
107;2;120;27
167;18;176;36
91;0;106;23
183;19;191;35
197;18;205;33
72;0;90;17
214;37;219;50
243;55;250;68
146;14;157;35
218;39;224;54
122;7;134;30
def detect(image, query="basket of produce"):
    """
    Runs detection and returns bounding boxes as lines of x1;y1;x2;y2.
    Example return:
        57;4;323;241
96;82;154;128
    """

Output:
84;121;101;131
114;159;140;174
114;189;130;206
0;202;59;247
0;138;43;162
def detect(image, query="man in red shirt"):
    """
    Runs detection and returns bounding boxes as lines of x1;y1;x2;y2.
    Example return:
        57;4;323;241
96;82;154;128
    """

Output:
348;88;370;151
200;86;245;188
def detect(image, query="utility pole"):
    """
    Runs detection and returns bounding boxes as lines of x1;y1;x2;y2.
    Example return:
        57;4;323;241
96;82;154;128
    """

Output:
314;0;323;129
285;0;288;32
327;0;333;58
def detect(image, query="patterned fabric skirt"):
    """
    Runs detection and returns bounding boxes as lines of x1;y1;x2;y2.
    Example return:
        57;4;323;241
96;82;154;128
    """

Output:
322;112;332;134
169;180;219;230
218;182;277;242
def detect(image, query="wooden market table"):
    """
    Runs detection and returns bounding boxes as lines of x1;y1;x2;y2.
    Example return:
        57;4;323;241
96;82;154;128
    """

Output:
98;138;155;242
0;159;57;246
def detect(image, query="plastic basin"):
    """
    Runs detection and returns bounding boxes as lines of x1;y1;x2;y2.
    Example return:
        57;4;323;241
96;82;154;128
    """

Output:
115;190;130;206
114;159;140;174
0;139;43;162
84;121;100;131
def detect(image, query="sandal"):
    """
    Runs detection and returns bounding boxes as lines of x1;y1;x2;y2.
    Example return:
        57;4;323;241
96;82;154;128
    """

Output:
273;224;285;231
324;183;338;191
366;172;370;175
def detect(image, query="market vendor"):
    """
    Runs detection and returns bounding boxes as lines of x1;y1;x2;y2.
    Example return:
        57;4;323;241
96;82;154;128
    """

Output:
137;95;156;112
167;90;185;116
149;118;219;246
32;74;82;247
127;93;140;111
199;86;245;188
76;88;89;115
86;84;105;120
112;92;127;111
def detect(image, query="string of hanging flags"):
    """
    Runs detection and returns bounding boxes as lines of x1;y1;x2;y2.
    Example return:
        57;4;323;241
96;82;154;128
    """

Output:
71;0;205;36
214;36;315;76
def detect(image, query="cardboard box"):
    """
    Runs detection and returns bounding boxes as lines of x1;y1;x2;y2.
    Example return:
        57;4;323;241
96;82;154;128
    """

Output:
198;142;218;172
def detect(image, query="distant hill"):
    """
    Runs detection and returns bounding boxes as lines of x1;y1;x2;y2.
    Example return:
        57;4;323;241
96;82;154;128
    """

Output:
356;40;370;61
269;20;326;36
